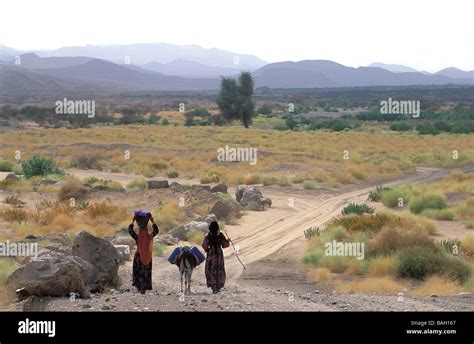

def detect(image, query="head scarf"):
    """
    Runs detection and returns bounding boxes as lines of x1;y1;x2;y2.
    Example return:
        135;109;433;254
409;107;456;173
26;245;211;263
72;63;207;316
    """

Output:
134;210;153;266
208;221;220;247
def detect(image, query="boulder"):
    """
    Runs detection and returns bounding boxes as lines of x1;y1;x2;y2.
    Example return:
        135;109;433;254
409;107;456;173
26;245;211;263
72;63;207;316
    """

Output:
235;185;246;202
7;251;93;297
0;172;20;181
72;231;121;292
210;183;228;193
169;221;209;240
154;234;179;246
239;186;272;211
147;179;169;189
195;214;217;224
111;235;135;248
210;200;242;220
114;245;131;262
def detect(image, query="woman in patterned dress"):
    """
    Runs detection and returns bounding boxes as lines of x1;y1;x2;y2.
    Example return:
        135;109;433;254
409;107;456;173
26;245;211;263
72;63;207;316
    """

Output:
202;221;230;294
128;210;159;294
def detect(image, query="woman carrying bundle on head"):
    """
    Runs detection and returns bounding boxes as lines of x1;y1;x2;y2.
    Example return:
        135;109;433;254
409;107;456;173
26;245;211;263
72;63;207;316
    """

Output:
128;210;159;294
202;221;230;294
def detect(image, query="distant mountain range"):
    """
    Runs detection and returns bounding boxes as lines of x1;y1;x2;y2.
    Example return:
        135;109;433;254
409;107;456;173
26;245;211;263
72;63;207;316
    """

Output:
0;43;473;95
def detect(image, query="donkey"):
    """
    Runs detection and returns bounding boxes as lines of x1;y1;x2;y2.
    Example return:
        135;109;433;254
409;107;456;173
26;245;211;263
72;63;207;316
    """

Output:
176;246;196;294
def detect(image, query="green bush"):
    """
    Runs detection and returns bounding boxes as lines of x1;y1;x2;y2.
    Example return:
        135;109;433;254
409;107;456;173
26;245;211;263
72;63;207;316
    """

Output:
409;194;446;214
416;124;440;135
398;246;470;282
380;188;407;208
450;123;473;134
341;202;375;215
21;156;64;179
0;160;14;172
390;123;412;132
167;171;179;178
11;165;23;175
303;180;317;189
421;208;454;221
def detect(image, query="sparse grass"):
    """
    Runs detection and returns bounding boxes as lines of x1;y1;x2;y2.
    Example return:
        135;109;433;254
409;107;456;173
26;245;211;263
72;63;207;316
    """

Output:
153;243;166;257
0;258;18;285
0;207;29;223
244;173;262;185
336;277;405;295
461;233;474;259
421;208;454;221
2;127;472;193
126;177;147;191
186;230;205;245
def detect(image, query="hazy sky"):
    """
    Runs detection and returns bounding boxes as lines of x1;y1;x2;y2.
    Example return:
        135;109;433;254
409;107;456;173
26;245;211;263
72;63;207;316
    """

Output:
1;0;473;71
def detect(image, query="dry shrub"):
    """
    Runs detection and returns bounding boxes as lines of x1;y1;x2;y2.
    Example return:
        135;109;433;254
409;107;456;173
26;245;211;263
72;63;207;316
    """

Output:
371;226;435;256
461;233;474;259
0;207;29;223
367;255;399;277
58;180;87;202
336;277;405;295
51;213;76;230
344;260;365;276
409;276;461;296
307;268;332;282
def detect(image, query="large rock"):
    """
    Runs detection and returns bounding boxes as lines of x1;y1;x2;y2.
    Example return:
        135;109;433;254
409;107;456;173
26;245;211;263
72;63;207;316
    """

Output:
195;214;217;224
211;183;228;193
147;179;169;189
72;232;121;292
210;200;242;220
7;251;93;297
239;186;272;211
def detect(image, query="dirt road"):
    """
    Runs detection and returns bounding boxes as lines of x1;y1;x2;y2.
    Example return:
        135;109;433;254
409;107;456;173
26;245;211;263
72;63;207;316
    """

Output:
35;166;474;311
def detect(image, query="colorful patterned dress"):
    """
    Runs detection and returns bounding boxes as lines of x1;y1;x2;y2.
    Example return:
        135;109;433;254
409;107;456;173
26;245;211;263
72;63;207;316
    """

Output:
202;233;230;292
128;223;159;293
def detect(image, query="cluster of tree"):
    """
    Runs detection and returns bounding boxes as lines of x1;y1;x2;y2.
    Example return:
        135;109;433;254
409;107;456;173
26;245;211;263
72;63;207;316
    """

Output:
274;115;352;132
390;121;474;135
216;72;255;128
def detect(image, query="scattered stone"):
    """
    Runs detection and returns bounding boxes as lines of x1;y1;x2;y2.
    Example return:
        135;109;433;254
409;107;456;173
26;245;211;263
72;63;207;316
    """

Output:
147;180;169;189
169;221;209;240
82;304;92;309
101;305;111;310
210;183;228;193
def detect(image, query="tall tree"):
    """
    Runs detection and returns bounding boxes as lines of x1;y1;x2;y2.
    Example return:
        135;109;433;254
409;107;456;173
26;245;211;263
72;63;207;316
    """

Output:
238;72;255;128
216;72;255;128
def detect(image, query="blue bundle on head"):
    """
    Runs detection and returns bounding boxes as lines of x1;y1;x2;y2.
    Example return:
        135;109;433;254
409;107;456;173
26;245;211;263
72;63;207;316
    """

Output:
134;210;151;218
134;210;151;229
